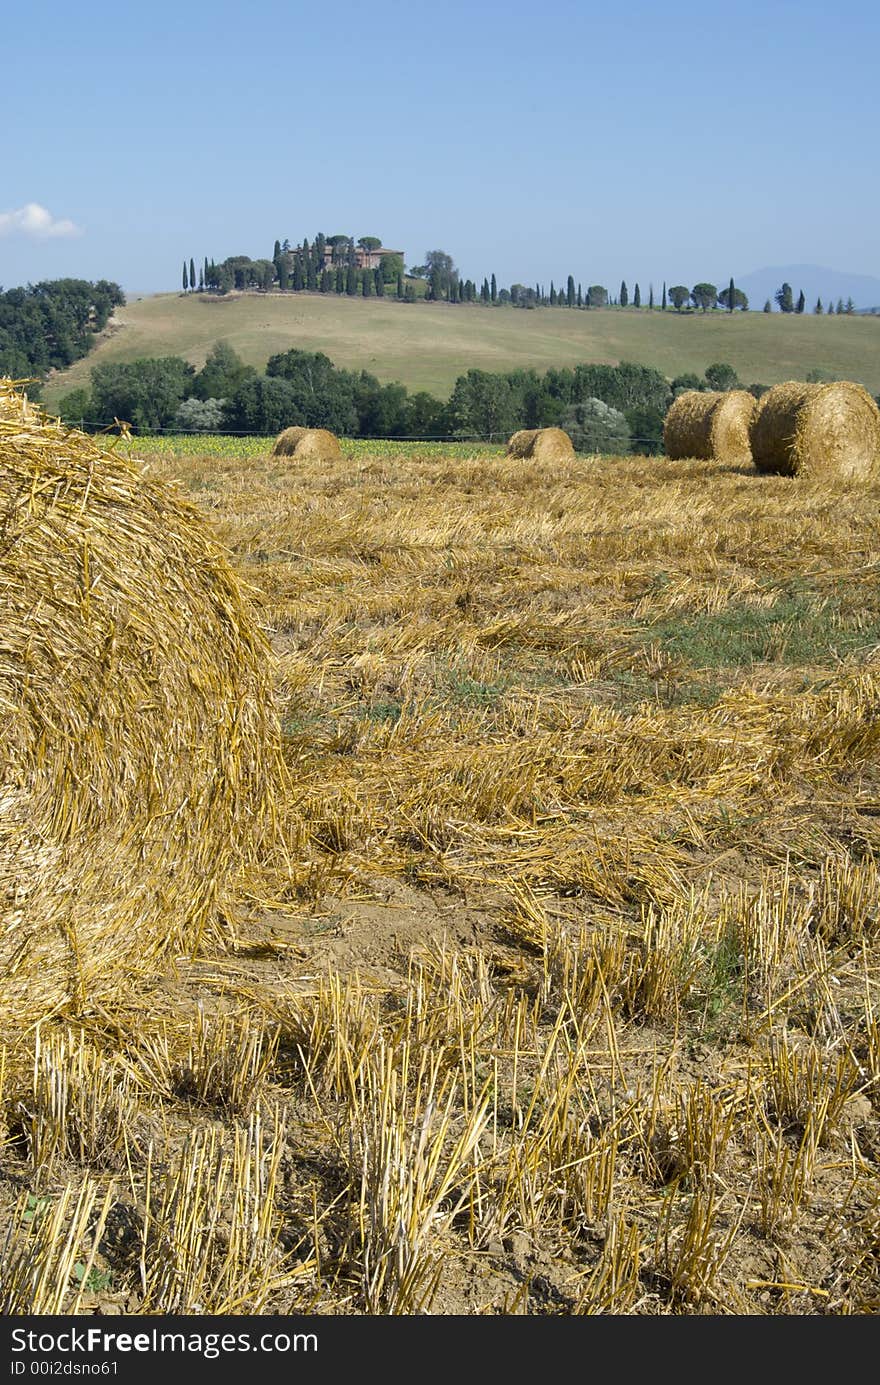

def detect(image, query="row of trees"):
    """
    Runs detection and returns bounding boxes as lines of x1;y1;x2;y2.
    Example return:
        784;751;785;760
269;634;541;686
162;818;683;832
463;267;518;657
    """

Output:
766;283;856;315
180;235;869;319
0;279;125;381
61;344;879;450
57;344;760;451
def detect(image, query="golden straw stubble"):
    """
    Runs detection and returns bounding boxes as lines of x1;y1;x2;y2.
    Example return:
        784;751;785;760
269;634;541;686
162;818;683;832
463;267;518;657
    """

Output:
749;380;880;479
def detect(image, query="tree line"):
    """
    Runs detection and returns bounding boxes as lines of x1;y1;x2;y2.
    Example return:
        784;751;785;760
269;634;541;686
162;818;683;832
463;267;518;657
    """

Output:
179;234;771;315
0;279;125;383
56;345;794;452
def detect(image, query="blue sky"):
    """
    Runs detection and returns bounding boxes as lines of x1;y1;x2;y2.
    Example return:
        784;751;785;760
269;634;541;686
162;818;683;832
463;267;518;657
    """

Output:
2;0;878;295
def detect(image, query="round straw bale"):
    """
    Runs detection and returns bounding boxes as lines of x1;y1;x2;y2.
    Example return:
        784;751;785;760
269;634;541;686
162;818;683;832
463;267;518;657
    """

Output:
0;382;281;1032
272;426;342;461
749;380;880;479
663;390;756;462
506;427;575;462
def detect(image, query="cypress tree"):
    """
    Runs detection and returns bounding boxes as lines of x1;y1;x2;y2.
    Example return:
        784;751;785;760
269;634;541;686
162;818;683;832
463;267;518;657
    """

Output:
277;257;289;291
728;276;735;313
764;299;772;313
836;297;844;314
346;265;357;295
320;269;331;292
273;240;281;261
648;284;654;310
204;256;209;289
198;267;204;290
577;283;583;307
190;258;196;293
362;269;372;296
567;275;575;307
661;282;667;310
549;280;557;306
182;261;188;292
619;280;628;307
374;268;384;296
827;300;834;314
336;266;345;293
397;273;404;299
814;297;823;314
491;272;497;303
633;282;641;308
796;289;806;314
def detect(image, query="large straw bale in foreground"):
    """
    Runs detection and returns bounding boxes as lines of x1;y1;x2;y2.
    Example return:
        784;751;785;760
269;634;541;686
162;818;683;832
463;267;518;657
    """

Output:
272;426;342;461
506;427;575;463
0;382;280;1031
749;380;880;479
663;390;756;463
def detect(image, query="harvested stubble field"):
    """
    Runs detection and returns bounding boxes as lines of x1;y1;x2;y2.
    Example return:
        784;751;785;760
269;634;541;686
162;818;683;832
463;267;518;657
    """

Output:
3;434;880;1316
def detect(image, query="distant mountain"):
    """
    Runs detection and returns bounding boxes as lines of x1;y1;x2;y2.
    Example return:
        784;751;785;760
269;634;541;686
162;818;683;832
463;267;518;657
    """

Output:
732;264;880;313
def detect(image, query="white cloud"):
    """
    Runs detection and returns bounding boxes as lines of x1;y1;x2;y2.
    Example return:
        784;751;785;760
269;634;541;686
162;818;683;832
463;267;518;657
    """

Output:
0;202;81;239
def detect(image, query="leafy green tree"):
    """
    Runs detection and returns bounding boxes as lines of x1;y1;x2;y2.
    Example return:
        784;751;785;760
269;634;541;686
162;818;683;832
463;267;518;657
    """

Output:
379;252;404;283
764;300;772;313
704;362;739;391
587;285;608;307
625;405;664;454
424;249;458;301
669;285;690;311
357;236;382;252
193;341;255;401
56;387;92;424
671;372;706;396
796;289;806;314
775;282;794;312
445;369;520;439
406;391;445;437
175;397;225;432
620;281;628;307
718;285;748;311
691;282;718;311
561;398;630;455
90;356;195;431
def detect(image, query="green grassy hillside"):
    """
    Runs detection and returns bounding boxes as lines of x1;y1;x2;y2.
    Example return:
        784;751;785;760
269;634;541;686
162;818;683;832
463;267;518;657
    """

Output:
43;290;880;409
